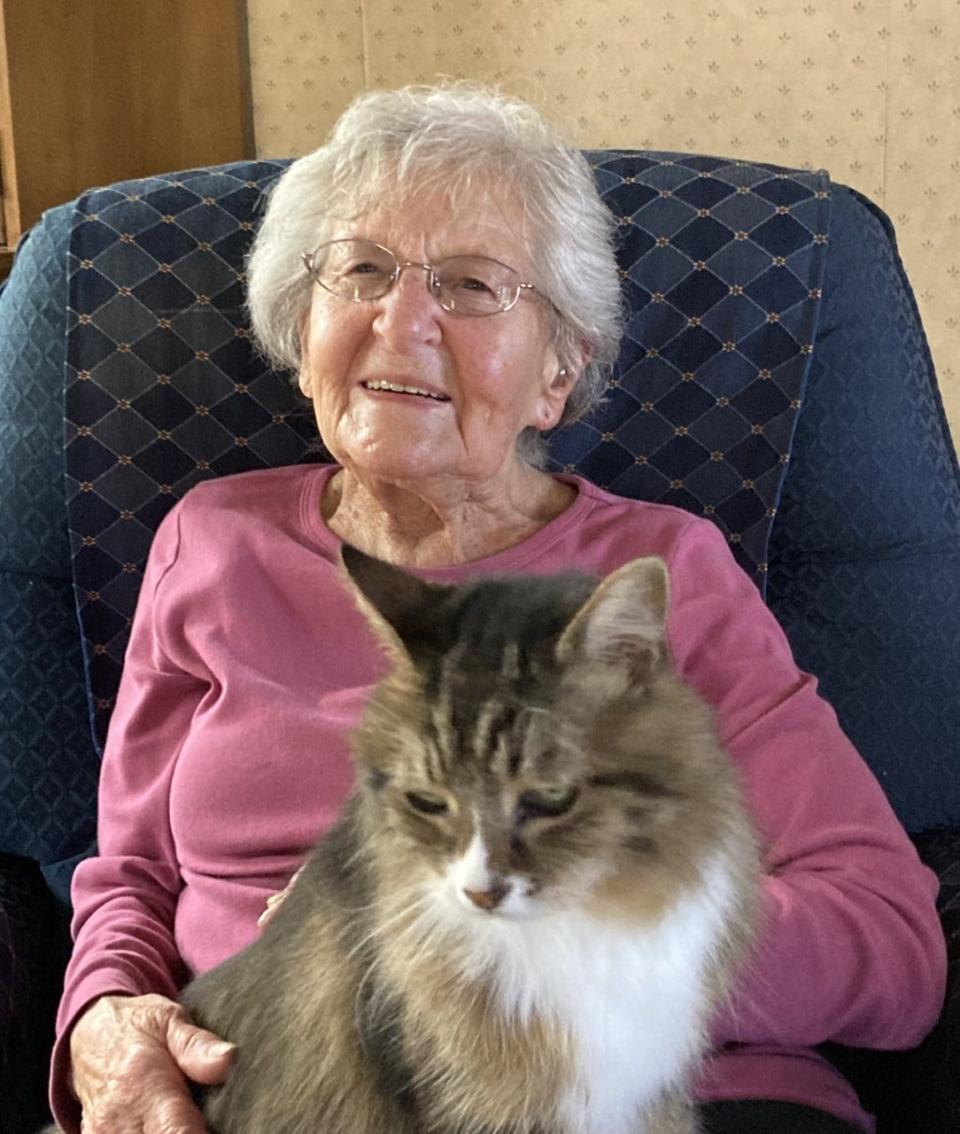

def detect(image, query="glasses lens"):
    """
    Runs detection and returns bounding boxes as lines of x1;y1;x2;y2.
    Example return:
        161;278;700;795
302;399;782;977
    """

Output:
309;240;396;301
433;256;520;315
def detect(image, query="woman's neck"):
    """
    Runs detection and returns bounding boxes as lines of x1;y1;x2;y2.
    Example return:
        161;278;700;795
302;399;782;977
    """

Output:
321;464;575;568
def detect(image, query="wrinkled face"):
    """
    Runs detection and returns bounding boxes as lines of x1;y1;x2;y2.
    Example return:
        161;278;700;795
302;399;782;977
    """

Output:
297;185;573;488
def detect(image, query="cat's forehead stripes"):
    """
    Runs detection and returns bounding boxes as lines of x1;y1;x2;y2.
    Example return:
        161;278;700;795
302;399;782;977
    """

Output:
422;712;448;784
505;713;526;779
420;645;468;780
410;592;583;787
426;687;525;782
474;700;520;775
500;641;521;681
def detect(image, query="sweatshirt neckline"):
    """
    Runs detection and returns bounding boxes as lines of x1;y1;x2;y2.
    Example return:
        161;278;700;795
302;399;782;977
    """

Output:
299;463;597;578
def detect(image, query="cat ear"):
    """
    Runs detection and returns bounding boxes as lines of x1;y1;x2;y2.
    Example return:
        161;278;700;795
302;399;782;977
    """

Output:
340;544;451;666
556;557;669;682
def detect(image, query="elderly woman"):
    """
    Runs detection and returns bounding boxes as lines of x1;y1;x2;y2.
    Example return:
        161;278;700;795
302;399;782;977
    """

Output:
51;86;943;1134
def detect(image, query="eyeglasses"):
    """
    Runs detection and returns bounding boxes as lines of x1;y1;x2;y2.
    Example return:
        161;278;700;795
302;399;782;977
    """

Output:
301;238;542;317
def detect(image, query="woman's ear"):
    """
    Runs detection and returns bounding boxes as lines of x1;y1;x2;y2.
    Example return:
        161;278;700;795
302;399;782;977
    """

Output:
532;340;591;430
532;366;577;430
297;311;312;397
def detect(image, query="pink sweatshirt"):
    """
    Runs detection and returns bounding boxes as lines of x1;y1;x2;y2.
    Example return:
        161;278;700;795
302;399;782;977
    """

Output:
51;465;945;1132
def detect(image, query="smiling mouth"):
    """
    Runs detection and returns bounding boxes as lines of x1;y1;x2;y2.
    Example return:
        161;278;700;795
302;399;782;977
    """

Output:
362;380;450;401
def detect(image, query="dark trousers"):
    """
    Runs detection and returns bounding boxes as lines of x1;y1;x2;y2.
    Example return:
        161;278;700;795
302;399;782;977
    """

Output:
700;1100;862;1133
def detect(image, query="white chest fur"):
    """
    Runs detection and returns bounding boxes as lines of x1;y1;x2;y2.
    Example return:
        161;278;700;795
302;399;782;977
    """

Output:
438;858;736;1134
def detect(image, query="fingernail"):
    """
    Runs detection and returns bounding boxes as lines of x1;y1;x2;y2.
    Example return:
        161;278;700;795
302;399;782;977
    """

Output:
209;1040;237;1057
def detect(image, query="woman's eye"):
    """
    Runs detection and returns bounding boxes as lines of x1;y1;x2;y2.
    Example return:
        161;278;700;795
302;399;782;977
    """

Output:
405;790;449;815
517;786;579;819
448;274;495;295
346;260;382;275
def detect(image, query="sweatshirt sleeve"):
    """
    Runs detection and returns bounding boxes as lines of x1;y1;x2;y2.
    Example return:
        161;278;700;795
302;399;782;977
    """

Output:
49;503;206;1132
665;518;946;1051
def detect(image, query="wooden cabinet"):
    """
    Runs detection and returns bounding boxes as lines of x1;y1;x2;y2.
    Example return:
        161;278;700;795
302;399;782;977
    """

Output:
0;0;253;277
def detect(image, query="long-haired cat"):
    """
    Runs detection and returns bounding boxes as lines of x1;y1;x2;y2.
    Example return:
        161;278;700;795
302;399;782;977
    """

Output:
165;550;759;1132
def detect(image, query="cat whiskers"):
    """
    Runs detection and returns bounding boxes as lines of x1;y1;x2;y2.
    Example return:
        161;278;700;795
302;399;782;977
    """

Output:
350;887;439;1048
346;887;435;966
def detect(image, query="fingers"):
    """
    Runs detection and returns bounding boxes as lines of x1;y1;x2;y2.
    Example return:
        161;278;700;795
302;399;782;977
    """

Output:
165;1011;236;1085
257;864;306;928
257;890;284;927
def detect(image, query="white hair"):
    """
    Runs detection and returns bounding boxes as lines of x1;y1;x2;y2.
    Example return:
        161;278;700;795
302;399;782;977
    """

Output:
246;84;623;463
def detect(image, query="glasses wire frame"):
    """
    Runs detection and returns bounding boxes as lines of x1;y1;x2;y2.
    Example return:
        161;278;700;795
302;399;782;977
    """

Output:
301;238;542;317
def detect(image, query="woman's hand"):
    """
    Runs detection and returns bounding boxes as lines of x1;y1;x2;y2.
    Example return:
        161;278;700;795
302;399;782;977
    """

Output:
69;992;235;1133
257;865;305;928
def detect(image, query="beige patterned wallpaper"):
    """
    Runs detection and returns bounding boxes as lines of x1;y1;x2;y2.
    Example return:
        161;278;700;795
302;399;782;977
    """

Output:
247;0;960;443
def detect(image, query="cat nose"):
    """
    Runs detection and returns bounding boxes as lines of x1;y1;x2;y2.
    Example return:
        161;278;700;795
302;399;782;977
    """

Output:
463;880;510;911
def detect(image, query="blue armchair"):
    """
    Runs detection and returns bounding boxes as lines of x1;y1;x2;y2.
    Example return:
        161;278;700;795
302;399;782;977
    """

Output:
1;152;957;1133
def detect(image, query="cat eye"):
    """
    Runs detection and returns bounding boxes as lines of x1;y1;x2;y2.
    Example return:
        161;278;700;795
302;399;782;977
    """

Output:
517;785;580;820
404;790;450;816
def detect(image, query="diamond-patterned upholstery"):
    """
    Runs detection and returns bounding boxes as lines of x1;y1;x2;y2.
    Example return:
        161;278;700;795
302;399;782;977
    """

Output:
1;151;958;1131
553;151;827;587
766;186;960;834
66;153;829;753
0;207;99;897
65;162;324;753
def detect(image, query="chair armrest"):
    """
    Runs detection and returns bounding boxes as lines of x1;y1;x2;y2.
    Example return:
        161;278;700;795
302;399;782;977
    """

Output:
913;829;960;1132
0;204;101;882
822;829;959;1133
0;854;71;1133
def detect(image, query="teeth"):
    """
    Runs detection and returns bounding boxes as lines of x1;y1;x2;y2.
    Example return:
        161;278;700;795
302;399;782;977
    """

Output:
365;380;447;400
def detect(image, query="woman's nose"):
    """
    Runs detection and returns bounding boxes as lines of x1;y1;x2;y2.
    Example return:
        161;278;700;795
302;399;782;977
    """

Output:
371;265;442;348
